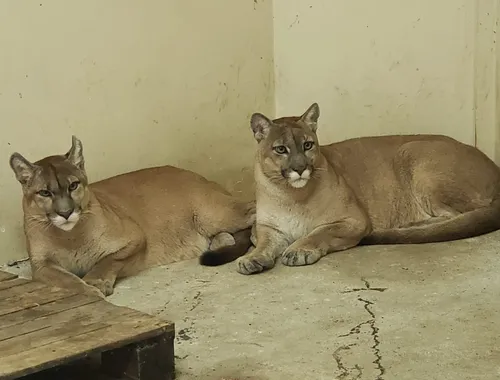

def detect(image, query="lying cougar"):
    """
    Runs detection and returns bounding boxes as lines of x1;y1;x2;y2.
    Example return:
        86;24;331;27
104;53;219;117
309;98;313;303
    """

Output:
9;136;254;296
201;103;500;275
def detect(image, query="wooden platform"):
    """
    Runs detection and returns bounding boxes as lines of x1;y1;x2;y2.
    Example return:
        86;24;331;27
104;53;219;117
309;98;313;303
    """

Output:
0;270;175;380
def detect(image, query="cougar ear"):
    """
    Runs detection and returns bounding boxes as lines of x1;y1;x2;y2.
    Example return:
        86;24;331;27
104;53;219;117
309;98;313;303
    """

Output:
65;135;85;170
300;103;320;132
250;113;273;142
9;153;37;185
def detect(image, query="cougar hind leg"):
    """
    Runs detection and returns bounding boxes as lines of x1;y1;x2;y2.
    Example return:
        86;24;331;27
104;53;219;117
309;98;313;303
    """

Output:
195;193;255;237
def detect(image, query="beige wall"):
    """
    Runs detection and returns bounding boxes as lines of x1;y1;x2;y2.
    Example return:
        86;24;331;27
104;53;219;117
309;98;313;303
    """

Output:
475;0;500;162
274;0;499;157
0;1;274;262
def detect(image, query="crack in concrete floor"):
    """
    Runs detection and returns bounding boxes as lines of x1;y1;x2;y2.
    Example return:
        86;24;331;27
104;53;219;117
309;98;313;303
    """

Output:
335;278;386;380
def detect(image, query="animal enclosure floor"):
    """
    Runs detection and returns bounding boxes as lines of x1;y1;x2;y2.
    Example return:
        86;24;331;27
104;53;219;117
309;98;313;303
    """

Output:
4;231;500;380
0;270;174;380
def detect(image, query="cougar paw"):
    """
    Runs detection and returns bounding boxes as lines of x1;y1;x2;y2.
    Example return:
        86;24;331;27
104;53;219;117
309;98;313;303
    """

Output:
210;232;236;251
236;254;274;275
82;284;105;299
85;278;114;296
281;248;322;267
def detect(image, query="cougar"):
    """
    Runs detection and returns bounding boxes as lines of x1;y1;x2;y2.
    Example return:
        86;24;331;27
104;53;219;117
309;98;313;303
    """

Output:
9;136;254;296
201;103;500;275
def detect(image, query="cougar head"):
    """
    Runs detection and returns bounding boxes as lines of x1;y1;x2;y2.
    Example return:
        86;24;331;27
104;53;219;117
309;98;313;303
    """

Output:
251;103;321;189
9;136;90;232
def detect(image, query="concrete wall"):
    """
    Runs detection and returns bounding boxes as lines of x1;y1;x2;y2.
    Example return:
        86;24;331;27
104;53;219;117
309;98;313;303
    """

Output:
475;0;500;163
0;1;274;262
273;0;498;156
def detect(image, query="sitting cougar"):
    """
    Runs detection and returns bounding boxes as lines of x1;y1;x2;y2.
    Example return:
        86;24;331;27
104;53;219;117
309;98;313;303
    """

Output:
9;136;254;296
201;103;500;275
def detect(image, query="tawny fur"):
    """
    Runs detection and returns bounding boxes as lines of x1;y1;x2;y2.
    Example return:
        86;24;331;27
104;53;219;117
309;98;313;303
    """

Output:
9;137;255;296
234;103;500;275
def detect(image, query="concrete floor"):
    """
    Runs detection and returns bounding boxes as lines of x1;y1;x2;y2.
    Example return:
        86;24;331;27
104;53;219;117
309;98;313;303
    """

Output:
4;232;500;380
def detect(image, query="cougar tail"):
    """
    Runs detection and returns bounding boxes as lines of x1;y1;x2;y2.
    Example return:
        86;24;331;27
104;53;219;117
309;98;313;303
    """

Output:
199;228;253;266
360;199;500;245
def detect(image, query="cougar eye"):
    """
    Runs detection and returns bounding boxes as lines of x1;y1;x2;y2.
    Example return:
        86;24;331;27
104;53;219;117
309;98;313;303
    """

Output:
304;141;314;151
37;189;52;197
68;181;80;191
273;145;288;154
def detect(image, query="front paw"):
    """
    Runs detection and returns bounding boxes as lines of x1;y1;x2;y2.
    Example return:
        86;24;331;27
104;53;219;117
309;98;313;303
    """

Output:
84;278;114;296
281;247;322;266
82;284;106;299
236;253;275;275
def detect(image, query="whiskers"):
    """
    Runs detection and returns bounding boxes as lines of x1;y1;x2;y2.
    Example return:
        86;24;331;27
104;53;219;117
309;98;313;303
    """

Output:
80;209;97;219
312;166;327;172
265;173;287;185
25;216;52;233
311;167;327;180
80;199;103;220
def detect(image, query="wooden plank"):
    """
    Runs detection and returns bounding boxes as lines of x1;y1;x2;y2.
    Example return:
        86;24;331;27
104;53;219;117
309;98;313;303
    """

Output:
0;294;99;329
0;271;17;282
0;309;137;357
0;314;174;379
0;298;120;343
0;286;78;317
0;277;30;291
3;320;111;358
0;279;46;298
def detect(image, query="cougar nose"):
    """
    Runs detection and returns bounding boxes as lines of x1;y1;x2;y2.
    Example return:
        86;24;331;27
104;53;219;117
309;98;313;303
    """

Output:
294;166;306;175
57;209;74;220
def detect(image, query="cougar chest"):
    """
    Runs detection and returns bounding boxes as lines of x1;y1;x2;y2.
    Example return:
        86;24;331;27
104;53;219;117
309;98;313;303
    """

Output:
48;230;127;278
257;203;316;243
